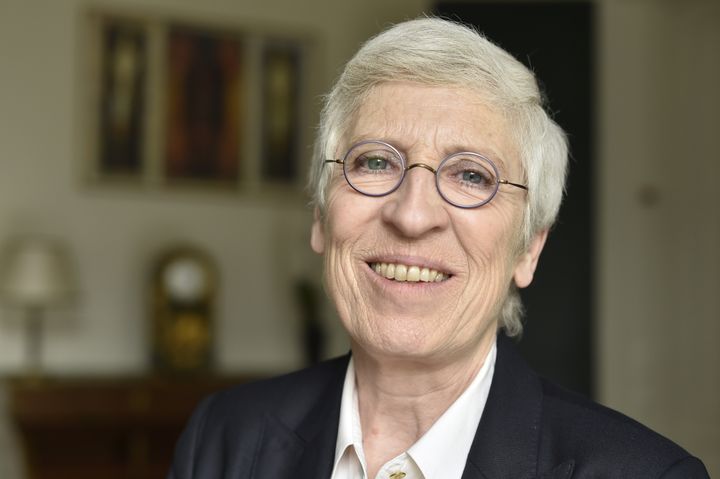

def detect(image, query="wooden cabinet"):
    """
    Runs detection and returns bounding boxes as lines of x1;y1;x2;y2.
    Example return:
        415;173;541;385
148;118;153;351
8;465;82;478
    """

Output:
8;376;257;479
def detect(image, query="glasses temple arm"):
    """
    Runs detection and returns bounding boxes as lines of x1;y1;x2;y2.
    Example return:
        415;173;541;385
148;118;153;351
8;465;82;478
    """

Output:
498;179;528;191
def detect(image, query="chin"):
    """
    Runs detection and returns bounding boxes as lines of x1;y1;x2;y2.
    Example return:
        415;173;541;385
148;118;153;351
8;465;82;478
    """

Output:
349;325;445;362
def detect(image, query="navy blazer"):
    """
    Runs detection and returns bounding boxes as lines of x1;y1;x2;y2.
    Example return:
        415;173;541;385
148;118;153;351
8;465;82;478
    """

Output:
168;335;709;478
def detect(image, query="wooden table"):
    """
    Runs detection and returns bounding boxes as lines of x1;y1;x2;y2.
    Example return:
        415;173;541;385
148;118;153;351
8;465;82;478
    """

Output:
8;375;258;479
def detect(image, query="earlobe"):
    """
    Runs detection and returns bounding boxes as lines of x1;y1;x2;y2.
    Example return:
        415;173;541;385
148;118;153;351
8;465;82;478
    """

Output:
310;207;325;254
513;229;548;288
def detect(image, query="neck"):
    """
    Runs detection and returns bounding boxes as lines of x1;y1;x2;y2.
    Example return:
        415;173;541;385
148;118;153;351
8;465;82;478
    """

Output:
351;331;496;478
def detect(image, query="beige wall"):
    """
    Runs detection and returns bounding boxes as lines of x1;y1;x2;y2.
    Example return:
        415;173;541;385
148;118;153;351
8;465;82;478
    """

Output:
0;0;718;476
0;0;429;375
597;0;720;474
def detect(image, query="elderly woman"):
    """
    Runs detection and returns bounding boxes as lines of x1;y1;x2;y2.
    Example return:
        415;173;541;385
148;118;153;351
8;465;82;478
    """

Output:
169;18;708;479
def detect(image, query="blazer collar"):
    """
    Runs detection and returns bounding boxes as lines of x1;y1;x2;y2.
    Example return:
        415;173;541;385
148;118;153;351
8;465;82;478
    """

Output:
252;339;574;479
462;334;544;479
251;356;348;479
293;378;345;479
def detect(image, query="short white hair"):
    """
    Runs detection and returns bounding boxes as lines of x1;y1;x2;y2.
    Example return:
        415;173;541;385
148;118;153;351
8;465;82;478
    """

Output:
308;17;568;336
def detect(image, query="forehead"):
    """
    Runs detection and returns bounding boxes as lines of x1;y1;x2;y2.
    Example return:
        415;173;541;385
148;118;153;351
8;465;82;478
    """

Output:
347;82;520;171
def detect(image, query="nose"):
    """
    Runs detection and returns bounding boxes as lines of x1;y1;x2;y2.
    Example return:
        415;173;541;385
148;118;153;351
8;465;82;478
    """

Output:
379;163;450;238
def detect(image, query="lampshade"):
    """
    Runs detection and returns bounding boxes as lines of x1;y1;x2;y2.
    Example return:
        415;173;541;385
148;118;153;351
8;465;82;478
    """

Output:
0;236;77;307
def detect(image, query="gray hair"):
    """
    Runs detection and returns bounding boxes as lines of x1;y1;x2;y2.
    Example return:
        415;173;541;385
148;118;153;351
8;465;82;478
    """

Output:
308;17;568;337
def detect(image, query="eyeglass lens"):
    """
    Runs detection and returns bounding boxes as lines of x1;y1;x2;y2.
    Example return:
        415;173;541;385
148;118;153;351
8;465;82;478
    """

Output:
343;141;500;208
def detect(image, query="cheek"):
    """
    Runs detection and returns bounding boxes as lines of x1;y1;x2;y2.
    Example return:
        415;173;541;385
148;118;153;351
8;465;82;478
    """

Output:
320;193;377;315
453;207;525;328
321;235;363;328
459;207;522;273
324;185;382;243
448;221;520;343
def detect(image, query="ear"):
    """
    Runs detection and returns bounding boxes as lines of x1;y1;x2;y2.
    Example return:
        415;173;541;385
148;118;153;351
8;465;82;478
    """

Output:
310;207;325;254
513;229;548;288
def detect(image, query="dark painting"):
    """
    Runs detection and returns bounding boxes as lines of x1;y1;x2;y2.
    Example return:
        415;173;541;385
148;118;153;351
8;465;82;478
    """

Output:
261;42;301;182
165;28;243;183
99;21;147;176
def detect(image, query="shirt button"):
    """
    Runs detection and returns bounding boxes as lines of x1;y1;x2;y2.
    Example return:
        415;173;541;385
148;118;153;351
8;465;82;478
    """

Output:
389;473;406;479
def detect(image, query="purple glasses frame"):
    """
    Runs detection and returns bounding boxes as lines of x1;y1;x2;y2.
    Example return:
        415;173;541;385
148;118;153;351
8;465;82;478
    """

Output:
324;140;528;209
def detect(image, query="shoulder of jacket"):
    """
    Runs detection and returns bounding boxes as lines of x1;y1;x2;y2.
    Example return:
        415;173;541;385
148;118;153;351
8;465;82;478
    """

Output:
537;377;698;475
199;354;349;426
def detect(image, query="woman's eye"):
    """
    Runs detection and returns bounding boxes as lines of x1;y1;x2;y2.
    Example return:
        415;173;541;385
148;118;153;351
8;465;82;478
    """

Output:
440;158;496;192
457;168;493;187
462;170;486;184
354;153;398;173
366;157;388;170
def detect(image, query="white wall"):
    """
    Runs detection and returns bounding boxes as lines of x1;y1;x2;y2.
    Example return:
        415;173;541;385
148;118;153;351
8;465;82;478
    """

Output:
598;0;720;474
0;0;429;375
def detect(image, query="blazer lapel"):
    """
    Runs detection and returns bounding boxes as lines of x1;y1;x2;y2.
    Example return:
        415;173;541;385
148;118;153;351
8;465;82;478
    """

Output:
539;460;574;479
251;414;306;478
462;335;544;479
249;341;574;479
251;356;347;479
294;401;343;479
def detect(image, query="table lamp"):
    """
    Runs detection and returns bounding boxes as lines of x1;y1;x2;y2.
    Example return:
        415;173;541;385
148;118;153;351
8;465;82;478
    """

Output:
0;236;77;376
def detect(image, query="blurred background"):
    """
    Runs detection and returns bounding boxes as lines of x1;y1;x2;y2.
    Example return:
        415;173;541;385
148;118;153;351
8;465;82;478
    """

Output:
0;0;717;478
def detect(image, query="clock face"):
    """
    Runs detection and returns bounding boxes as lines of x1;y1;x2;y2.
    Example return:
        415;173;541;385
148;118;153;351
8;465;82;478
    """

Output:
162;257;207;303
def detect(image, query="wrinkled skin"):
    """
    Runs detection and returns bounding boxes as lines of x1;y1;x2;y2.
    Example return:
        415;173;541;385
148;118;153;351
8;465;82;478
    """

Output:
312;82;547;369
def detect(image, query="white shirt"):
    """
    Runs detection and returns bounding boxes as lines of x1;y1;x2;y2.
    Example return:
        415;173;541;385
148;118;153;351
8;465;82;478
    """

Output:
331;342;497;479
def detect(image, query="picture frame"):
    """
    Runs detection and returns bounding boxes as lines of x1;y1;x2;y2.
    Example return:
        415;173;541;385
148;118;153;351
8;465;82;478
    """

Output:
81;9;313;194
97;17;148;178
260;40;302;183
165;26;244;185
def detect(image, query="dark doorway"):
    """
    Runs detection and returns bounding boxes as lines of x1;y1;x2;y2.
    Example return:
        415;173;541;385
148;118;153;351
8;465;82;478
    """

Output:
434;2;595;397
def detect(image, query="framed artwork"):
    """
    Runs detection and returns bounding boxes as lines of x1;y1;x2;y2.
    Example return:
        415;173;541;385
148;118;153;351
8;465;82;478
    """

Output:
165;27;244;184
98;19;147;177
84;10;312;193
261;41;302;182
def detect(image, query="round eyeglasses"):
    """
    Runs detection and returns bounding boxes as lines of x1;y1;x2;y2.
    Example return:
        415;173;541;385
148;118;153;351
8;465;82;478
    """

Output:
324;140;528;209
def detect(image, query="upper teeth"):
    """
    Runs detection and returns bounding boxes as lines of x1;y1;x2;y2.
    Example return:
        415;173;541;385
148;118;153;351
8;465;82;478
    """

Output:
370;262;449;282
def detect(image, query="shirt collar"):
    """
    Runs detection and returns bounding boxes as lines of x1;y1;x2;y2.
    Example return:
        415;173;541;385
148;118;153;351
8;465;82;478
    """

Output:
332;357;365;475
332;340;497;479
408;342;496;479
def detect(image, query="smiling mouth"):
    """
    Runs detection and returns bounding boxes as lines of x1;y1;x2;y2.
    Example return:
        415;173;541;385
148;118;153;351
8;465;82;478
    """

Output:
368;262;451;283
